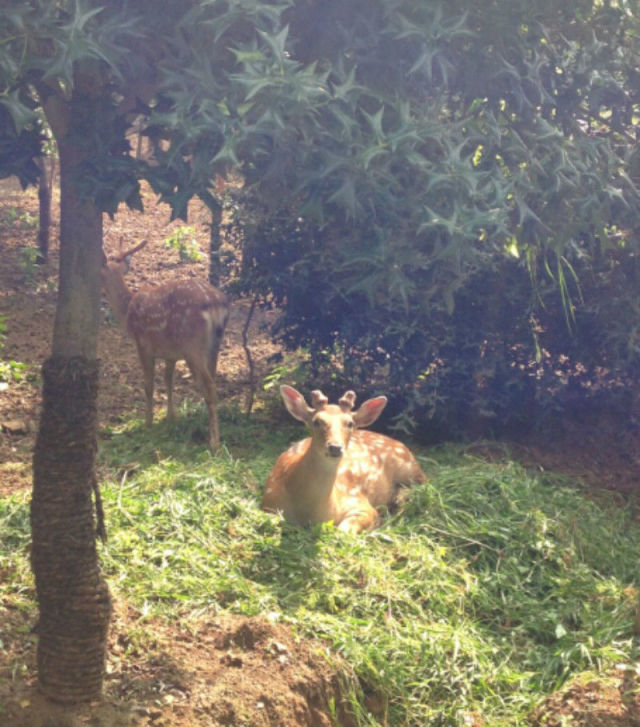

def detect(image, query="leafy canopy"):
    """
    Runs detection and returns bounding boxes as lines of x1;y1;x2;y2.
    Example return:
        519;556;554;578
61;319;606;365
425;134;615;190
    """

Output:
2;0;640;431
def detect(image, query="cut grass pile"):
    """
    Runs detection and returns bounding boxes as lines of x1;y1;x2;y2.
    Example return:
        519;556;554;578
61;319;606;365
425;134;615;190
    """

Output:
1;405;639;726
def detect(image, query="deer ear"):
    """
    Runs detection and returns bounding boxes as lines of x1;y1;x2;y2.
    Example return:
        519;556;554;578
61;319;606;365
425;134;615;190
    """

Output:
353;396;387;428
280;385;313;423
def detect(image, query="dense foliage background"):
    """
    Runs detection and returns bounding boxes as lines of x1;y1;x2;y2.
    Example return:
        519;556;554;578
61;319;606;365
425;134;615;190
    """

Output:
224;0;640;437
3;0;640;437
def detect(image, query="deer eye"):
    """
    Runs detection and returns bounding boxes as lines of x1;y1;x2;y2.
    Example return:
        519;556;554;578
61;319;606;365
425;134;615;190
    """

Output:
345;420;355;429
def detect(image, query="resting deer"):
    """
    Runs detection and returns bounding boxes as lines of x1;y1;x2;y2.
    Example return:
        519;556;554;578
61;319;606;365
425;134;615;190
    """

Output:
262;386;427;533
101;238;230;450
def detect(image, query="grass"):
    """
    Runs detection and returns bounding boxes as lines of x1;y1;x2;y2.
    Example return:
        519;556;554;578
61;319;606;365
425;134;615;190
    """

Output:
1;402;639;726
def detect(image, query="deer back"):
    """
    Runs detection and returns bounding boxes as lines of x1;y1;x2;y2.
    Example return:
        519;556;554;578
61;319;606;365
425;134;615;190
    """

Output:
127;279;229;360
333;429;426;506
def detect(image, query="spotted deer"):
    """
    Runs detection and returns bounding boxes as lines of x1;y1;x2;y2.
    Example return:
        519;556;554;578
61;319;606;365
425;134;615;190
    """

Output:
262;386;427;533
101;239;230;450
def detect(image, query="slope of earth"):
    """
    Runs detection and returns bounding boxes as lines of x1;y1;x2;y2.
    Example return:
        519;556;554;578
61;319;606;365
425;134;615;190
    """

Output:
1;178;639;726
1;602;348;727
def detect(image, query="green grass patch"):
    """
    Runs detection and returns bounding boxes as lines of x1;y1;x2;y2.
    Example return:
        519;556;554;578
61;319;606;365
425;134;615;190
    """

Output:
0;489;34;614
1;404;639;725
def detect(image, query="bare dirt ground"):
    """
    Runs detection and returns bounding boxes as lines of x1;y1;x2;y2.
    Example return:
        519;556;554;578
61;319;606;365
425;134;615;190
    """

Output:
1;179;638;726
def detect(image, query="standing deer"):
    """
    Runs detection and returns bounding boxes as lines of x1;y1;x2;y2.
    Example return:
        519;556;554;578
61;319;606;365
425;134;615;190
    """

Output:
101;238;230;450
262;386;427;533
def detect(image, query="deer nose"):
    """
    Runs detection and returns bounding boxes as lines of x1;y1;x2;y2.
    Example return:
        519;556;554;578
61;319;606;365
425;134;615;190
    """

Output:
327;443;344;458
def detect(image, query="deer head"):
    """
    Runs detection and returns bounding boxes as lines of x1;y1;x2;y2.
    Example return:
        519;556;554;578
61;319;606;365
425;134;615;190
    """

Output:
280;384;387;459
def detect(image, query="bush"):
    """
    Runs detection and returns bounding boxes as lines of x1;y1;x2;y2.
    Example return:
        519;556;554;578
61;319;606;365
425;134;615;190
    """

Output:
228;192;640;441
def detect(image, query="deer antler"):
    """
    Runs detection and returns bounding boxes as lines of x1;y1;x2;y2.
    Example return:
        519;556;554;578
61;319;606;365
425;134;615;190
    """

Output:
310;390;328;410
116;238;148;262
338;391;356;412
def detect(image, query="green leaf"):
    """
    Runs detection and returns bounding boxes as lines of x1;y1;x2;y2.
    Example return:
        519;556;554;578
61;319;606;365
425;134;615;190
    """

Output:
230;48;266;65
362;107;385;142
0;91;38;133
328;176;358;218
360;144;386;170
257;25;290;64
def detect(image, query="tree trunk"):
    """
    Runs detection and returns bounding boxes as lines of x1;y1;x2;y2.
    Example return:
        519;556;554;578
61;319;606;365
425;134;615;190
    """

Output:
36;156;51;263
209;198;223;288
31;90;111;703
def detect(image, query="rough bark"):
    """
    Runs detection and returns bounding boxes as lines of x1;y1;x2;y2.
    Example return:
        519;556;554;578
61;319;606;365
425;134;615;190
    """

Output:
31;357;111;702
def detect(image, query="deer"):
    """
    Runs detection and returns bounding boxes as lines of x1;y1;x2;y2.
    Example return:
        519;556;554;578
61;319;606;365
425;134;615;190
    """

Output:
262;386;427;533
101;238;230;450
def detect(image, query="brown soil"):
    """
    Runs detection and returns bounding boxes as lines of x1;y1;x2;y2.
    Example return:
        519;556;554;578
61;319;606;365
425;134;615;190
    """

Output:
1;602;347;727
1;179;638;726
531;672;640;727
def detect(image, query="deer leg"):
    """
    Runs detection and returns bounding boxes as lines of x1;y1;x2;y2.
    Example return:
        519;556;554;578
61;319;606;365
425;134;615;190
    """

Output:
137;345;155;427
206;340;223;450
165;359;176;420
202;375;220;451
186;358;220;451
337;501;380;534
